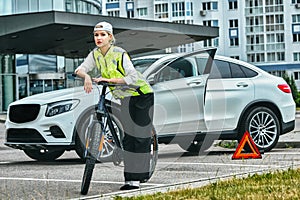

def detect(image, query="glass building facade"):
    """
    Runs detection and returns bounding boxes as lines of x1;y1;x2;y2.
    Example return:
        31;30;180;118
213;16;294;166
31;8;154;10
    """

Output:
0;0;101;112
0;0;101;16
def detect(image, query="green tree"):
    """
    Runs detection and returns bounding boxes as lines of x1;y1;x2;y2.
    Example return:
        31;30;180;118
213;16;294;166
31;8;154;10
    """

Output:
282;73;299;106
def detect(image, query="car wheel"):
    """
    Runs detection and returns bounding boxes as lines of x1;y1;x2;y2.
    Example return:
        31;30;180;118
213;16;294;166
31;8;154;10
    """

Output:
75;109;124;162
239;106;280;152
23;149;65;161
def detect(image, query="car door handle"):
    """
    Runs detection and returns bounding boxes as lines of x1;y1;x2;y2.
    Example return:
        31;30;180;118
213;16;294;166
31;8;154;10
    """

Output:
187;80;202;86
236;82;248;87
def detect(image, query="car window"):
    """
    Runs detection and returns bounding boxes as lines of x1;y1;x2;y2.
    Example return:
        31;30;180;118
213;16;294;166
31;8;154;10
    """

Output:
240;65;258;77
231;63;246;78
132;58;159;73
231;62;258;78
157;57;195;82
209;60;231;79
155;50;215;82
209;59;258;79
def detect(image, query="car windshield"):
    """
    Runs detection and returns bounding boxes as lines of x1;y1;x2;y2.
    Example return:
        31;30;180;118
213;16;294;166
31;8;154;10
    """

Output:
132;58;159;73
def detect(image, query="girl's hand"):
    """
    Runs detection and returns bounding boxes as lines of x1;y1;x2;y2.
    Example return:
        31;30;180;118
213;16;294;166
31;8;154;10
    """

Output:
84;75;93;93
92;77;126;84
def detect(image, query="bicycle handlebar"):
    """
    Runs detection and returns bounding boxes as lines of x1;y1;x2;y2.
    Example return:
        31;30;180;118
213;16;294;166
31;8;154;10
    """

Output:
72;73;139;91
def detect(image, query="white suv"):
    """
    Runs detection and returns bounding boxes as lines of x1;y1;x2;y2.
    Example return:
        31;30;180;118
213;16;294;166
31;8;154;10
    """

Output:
5;48;295;161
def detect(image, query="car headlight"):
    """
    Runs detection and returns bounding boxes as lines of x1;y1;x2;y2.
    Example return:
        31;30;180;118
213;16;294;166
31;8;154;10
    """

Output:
45;99;80;117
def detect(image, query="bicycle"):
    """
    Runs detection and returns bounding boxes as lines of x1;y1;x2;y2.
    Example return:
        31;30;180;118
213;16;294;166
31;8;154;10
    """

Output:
79;79;158;195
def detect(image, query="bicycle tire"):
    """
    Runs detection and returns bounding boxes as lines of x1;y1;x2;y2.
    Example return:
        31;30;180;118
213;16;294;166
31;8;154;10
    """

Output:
81;157;96;195
142;127;158;183
81;121;103;195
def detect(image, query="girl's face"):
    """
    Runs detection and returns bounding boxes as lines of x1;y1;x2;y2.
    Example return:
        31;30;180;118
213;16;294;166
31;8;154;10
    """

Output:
94;30;112;49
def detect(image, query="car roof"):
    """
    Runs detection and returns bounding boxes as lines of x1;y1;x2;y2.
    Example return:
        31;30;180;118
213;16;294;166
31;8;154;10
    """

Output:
134;53;268;75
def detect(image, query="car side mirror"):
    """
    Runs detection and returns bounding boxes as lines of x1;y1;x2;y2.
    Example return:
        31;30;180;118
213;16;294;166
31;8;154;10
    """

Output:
147;74;156;85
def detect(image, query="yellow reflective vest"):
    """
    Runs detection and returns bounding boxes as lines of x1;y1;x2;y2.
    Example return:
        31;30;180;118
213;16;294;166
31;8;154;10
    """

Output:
93;46;153;99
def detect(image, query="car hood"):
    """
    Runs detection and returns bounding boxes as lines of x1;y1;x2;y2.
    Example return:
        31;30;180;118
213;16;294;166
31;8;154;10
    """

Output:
10;86;101;106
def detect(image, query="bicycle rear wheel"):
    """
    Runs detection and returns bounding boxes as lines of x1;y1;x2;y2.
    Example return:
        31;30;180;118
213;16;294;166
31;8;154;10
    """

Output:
81;121;103;195
142;127;158;183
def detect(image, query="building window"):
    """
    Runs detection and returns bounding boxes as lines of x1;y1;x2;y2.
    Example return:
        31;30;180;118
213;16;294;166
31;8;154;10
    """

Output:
292;14;300;42
292;25;300;42
202;2;218;11
155;3;168;19
247;53;265;63
229;19;238;28
294;72;300;80
267;52;275;62
229;19;239;47
16;0;29;13
138;8;147;16
126;1;134;18
107;10;120;17
203;38;219;47
204;39;212;47
266;14;284;32
172;2;185;17
266;52;285;62
186;1;193;16
230;38;239;46
230;55;240;60
186;19;194;24
277;52;285;61
292;0;300;3
39;0;53;11
214;38;219;47
203;20;218;27
294;52;300;61
292;14;300;23
270;70;285;77
229;0;238;10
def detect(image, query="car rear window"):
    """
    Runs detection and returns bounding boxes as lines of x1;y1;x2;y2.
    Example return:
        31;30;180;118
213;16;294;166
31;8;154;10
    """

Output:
240;65;258;77
209;60;231;79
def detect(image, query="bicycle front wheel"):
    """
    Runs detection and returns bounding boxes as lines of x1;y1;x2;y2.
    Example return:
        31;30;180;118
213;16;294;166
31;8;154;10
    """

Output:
81;121;103;195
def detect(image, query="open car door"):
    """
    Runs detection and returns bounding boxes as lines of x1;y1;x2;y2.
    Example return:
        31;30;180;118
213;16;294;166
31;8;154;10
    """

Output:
148;48;216;136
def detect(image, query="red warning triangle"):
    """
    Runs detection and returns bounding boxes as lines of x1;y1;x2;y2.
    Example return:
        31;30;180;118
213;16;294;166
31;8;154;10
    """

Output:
232;131;262;159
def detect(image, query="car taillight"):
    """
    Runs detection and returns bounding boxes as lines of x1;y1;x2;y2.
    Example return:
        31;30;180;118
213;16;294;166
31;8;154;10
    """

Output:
277;84;291;93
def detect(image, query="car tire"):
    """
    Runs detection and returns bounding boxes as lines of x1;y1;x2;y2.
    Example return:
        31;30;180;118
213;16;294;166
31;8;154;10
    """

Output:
75;108;124;162
23;149;65;161
239;106;280;152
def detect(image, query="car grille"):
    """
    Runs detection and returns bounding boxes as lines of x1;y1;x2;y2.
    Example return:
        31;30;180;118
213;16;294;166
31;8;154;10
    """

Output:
6;128;47;143
9;104;40;123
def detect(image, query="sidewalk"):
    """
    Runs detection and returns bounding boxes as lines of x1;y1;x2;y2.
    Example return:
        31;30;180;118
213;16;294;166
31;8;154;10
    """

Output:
1;113;300;147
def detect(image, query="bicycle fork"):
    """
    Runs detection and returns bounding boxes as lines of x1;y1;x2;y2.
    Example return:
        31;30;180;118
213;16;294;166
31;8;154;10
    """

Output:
97;90;123;165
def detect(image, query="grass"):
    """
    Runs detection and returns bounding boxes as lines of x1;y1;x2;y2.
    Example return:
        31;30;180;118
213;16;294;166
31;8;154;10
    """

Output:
216;140;238;149
114;168;300;200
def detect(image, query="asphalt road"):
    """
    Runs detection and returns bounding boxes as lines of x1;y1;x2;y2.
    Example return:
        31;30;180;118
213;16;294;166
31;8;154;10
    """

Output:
1;122;300;200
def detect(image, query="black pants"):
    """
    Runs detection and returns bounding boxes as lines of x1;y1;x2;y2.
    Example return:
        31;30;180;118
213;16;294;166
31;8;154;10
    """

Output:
120;93;154;182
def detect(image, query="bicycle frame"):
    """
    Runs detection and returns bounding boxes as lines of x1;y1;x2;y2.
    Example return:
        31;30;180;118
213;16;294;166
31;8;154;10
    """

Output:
96;83;122;148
